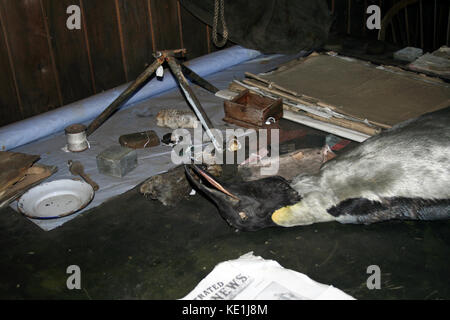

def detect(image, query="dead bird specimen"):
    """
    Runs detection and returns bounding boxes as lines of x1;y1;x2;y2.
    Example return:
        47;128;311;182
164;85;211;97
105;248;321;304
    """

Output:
238;146;333;182
140;166;192;207
140;164;222;207
156;109;199;129
186;107;450;231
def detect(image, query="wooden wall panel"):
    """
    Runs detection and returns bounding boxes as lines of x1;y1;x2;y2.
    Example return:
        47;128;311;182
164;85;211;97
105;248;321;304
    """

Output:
0;11;21;127
42;0;94;105
206;25;215;53
332;0;348;35
81;0;126;91
150;0;182;51
116;0;154;80
0;0;448;129
348;0;367;37
179;3;208;60
436;1;450;47
420;0;434;51
0;0;61;118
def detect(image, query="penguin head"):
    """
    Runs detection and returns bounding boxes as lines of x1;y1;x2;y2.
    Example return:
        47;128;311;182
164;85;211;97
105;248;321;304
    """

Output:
185;164;301;231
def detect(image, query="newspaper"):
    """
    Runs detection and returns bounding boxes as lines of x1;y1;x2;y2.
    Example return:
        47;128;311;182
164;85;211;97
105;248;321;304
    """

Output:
182;252;354;300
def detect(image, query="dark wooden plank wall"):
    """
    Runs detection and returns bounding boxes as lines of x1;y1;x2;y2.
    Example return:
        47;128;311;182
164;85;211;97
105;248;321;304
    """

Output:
42;0;94;105
0;0;61;121
0;6;21;126
180;3;209;60
150;0;182;51
82;0;126;92
328;0;450;50
1;0;449;127
0;0;211;127
116;0;154;80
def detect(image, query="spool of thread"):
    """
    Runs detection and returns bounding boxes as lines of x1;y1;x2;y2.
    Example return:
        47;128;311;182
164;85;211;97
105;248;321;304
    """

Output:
65;124;89;152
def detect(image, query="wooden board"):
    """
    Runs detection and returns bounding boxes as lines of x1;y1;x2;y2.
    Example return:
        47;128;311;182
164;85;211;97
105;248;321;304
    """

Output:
0;164;57;209
179;3;208;60
259;54;450;127
42;0;95;105
348;0;367;38
0;151;40;195
0;12;21;127
0;0;61;118
82;0;126;92
116;0;155;80
150;0;182;51
331;0;348;35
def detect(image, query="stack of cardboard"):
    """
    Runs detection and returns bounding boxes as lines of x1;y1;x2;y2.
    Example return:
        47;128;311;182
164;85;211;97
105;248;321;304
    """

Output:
227;52;450;142
408;46;450;79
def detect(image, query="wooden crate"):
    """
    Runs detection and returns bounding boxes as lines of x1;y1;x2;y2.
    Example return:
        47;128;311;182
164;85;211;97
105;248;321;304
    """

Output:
223;89;283;128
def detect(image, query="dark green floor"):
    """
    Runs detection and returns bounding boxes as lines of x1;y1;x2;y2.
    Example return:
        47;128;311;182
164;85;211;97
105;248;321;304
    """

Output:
1;170;449;300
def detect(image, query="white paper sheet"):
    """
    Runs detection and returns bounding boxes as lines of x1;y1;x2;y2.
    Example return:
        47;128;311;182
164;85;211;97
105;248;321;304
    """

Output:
183;252;354;300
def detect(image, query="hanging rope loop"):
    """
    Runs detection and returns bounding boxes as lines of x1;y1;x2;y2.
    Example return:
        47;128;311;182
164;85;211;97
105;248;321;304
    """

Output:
212;0;229;47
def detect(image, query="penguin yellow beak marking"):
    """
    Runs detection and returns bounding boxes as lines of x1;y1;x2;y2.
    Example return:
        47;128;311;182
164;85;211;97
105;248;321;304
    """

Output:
272;200;336;226
271;204;300;226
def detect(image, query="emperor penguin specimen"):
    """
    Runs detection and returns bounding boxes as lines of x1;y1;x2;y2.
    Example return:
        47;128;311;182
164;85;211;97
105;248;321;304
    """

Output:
185;106;450;231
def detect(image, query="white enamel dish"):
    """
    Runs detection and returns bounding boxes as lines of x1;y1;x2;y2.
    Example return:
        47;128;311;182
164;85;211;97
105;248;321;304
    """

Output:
18;179;94;219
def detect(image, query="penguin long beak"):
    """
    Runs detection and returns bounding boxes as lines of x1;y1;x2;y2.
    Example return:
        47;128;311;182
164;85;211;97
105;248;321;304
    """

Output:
187;164;240;200
184;164;240;207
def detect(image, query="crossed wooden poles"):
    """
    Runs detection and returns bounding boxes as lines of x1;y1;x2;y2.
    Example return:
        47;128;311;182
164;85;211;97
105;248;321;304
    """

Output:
85;48;221;151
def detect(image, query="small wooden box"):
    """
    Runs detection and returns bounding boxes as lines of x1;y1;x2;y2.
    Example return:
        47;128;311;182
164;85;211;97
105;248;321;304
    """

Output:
223;90;283;128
